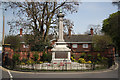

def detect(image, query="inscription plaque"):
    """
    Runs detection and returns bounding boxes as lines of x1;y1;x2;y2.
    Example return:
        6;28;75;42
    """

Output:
55;52;68;58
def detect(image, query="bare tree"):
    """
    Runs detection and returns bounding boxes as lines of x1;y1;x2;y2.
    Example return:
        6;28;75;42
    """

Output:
112;0;120;11
3;2;79;42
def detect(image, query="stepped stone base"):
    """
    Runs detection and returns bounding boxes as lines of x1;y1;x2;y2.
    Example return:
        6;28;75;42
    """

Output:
51;42;71;63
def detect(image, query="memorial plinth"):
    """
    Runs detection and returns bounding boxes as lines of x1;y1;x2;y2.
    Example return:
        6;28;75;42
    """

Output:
51;11;71;63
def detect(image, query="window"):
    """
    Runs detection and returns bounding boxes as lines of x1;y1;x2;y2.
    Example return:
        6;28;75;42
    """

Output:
72;44;77;48
83;44;88;48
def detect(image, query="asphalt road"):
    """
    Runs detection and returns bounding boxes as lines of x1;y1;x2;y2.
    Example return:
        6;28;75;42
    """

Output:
0;56;120;80
9;69;119;78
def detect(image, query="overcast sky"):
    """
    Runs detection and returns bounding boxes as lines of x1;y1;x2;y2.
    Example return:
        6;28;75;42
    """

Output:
0;2;118;42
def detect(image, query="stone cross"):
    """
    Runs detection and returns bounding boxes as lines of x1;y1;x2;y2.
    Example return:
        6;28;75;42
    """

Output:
57;9;64;42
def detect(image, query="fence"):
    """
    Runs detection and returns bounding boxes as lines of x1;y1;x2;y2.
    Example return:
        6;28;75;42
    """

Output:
17;62;106;71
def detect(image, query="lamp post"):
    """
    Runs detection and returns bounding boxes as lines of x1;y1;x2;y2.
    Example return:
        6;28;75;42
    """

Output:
2;11;5;46
0;7;5;52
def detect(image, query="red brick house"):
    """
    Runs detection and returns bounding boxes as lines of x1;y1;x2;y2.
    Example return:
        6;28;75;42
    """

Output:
3;28;115;60
50;28;115;59
51;28;93;53
64;34;93;53
17;28;94;53
18;28;30;52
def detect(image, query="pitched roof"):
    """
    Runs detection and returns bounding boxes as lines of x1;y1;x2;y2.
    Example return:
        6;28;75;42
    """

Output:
64;35;93;43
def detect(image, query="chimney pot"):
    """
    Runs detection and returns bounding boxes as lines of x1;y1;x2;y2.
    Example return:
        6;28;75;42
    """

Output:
68;27;72;36
20;28;23;36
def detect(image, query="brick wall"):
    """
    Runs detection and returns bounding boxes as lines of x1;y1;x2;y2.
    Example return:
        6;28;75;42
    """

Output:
3;45;115;61
3;47;45;61
72;47;115;60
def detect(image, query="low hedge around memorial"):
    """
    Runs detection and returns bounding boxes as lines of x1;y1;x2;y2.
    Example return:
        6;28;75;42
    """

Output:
3;52;114;71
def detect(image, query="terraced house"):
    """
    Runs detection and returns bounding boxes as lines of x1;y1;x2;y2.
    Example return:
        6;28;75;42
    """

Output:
3;28;115;60
51;28;93;52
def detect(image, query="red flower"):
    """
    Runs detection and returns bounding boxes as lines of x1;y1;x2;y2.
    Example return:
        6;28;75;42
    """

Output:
60;64;64;66
48;64;50;66
67;62;71;64
53;62;57;64
60;62;63;64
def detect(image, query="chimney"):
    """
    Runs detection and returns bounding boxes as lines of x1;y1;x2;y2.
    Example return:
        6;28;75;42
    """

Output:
90;28;93;35
68;26;72;36
20;28;23;36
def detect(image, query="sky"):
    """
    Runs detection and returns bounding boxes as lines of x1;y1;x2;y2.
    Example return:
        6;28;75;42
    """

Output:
0;2;118;42
65;2;118;34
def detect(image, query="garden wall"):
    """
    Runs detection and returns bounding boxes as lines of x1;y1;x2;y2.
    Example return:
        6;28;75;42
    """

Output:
3;46;115;62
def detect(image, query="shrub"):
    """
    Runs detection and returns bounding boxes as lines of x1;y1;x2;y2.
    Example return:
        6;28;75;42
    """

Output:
71;56;74;60
13;53;20;65
33;52;39;62
39;61;43;64
21;58;27;63
27;52;30;59
47;53;52;62
44;61;48;63
26;59;35;64
87;54;92;61
101;57;108;64
71;56;77;62
95;53;108;65
78;58;86;63
21;62;25;65
86;61;92;64
40;52;52;62
12;53;20;68
4;35;21;51
71;54;75;58
40;52;47;62
80;53;86;58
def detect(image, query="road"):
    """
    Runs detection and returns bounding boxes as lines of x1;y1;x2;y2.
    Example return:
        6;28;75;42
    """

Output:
0;55;120;80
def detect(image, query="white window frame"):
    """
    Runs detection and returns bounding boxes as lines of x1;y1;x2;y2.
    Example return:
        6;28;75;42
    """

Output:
72;44;77;48
83;44;88;48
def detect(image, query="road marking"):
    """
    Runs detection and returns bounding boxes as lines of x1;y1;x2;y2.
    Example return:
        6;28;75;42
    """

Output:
7;70;13;80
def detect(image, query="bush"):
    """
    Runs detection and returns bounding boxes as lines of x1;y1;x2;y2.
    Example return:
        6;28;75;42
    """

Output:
71;56;77;62
11;53;20;68
92;35;113;51
47;53;52;62
26;59;35;64
86;61;92;64
87;54;92;61
27;52;30;59
78;58;86;63
71;54;75;58
95;53;108;65
13;53;20;65
33;52;39;62
40;52;52;62
21;62;25;65
21;58;27;63
39;61;43;64
4;35;21;51
80;53;86;58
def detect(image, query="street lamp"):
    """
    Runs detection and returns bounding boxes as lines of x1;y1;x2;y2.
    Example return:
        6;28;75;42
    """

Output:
2;10;5;46
0;6;5;52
